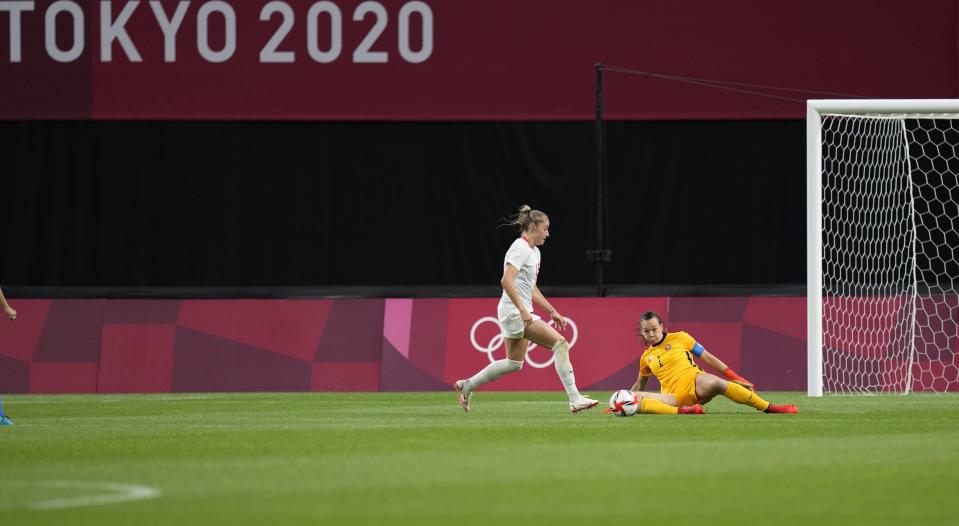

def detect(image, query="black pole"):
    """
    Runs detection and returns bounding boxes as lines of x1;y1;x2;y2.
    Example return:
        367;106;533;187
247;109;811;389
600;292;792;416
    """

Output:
587;64;612;296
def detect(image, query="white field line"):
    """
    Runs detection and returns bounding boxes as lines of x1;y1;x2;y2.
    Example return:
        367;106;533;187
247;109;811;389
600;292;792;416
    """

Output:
1;481;160;510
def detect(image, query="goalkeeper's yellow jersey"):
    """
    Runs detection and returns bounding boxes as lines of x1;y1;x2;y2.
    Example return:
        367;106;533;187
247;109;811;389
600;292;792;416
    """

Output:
639;331;704;392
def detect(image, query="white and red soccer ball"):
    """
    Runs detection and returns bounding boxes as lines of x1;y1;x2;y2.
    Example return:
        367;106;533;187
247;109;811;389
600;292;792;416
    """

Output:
608;389;639;417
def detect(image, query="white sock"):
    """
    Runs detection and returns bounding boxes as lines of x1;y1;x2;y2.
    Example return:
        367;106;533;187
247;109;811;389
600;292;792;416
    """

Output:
465;359;523;392
552;340;581;399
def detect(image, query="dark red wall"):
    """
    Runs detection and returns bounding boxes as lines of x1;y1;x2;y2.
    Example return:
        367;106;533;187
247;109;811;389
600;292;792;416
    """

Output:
3;296;810;393
1;1;956;120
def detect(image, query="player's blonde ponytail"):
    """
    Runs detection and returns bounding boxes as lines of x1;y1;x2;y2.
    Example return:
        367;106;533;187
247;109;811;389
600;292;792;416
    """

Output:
505;204;548;233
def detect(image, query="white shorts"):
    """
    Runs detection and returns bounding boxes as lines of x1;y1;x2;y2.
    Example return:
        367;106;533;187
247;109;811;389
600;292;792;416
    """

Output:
499;312;542;340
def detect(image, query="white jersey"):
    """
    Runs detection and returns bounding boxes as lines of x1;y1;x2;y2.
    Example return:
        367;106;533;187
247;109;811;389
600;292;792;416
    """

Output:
497;237;541;317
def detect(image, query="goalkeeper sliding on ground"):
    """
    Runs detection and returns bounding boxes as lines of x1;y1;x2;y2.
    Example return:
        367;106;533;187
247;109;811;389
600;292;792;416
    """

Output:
619;311;798;415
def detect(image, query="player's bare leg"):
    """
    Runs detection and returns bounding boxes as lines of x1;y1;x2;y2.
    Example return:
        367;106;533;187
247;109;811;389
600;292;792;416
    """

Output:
503;335;529;363
524;320;598;412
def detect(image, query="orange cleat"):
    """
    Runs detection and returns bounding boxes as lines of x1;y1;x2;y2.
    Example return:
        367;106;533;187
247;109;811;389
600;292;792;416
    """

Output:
765;404;798;414
678;404;704;414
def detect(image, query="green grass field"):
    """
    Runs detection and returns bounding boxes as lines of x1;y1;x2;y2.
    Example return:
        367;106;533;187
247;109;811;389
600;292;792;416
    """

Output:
1;392;957;525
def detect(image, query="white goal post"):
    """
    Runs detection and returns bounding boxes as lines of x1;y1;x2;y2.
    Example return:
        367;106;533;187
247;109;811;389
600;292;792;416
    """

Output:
807;99;959;396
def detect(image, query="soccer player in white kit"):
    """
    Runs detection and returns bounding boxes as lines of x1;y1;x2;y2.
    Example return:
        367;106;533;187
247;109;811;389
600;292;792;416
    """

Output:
455;205;599;413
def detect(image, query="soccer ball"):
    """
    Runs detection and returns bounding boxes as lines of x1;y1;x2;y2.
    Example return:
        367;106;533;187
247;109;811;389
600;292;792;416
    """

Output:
608;389;639;417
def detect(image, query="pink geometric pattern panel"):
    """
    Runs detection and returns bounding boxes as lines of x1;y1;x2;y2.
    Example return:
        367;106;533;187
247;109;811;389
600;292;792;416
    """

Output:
0;295;903;393
99;324;176;393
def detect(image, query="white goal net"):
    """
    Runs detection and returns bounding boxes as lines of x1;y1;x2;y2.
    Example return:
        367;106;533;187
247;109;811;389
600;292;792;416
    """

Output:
808;100;959;395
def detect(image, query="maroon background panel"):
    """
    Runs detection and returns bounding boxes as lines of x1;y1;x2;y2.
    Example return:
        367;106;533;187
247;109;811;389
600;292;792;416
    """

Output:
103;300;181;324
1;0;956;120
313;299;383;362
32;300;105;363
99;324;176;393
29;363;99;393
1;295;956;394
171;327;312;392
178;299;333;362
0;299;52;363
0;354;29;393
311;362;380;391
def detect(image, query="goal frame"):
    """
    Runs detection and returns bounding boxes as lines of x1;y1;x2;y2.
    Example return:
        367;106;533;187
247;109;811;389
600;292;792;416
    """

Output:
807;99;959;396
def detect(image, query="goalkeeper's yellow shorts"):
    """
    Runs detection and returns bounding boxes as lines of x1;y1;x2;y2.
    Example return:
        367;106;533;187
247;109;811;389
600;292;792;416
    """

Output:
664;371;703;407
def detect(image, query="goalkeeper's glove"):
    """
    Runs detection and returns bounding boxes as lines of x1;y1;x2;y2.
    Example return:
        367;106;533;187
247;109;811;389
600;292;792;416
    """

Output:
723;368;755;391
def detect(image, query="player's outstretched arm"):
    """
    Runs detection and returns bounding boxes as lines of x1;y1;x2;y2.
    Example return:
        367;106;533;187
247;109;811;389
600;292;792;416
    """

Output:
631;373;650;392
699;349;754;390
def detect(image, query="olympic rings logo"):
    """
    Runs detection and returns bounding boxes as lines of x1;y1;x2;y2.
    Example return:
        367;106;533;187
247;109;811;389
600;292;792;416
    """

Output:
468;316;579;369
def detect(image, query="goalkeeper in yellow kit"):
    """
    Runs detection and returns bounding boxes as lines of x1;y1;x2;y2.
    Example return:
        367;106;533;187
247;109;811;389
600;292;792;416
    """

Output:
628;311;798;415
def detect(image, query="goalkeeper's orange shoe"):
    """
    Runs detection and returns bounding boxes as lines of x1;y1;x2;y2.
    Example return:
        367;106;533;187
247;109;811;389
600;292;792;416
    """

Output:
678;404;703;414
765;404;798;414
